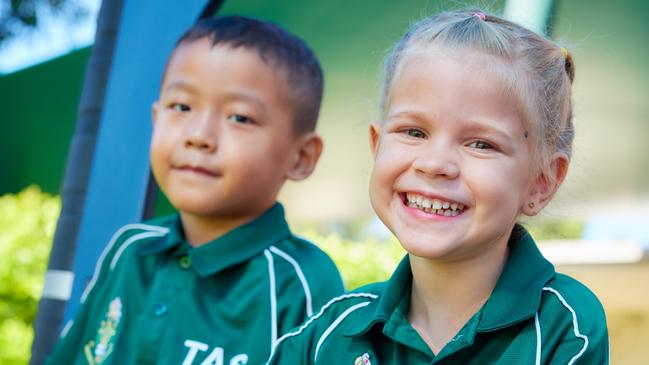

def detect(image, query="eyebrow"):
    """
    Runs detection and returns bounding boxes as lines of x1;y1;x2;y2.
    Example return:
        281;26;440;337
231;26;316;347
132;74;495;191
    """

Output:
163;80;197;94
388;110;517;141
220;90;268;115
163;82;268;115
461;119;516;142
386;110;427;122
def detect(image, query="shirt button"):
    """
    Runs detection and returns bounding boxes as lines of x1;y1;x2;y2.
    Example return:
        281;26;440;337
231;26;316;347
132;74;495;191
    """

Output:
179;255;192;269
153;303;167;316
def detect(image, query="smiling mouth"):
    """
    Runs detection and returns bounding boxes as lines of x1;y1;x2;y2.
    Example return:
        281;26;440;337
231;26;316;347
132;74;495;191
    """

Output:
402;192;467;217
176;166;220;177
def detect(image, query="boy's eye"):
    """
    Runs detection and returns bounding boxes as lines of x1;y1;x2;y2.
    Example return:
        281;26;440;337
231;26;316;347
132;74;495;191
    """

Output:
468;141;493;150
228;114;251;124
171;103;190;112
403;128;426;139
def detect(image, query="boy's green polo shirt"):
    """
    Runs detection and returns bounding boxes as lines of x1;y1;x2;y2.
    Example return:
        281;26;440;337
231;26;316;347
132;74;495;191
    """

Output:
268;226;609;365
45;203;344;365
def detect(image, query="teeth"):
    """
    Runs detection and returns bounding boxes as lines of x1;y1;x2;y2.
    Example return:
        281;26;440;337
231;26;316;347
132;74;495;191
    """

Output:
404;193;466;216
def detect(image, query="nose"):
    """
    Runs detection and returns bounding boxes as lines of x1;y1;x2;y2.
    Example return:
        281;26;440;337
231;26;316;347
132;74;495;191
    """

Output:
411;139;460;179
184;111;217;152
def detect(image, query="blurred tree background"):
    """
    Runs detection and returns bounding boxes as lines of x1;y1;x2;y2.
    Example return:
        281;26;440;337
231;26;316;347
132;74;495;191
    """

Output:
0;0;87;44
0;187;59;365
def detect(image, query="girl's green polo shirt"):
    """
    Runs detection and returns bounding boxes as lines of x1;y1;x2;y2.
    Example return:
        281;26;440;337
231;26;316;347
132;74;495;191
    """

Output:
268;226;609;365
45;203;344;365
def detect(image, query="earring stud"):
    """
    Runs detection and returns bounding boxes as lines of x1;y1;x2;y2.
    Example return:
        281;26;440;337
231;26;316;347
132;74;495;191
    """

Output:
528;202;535;209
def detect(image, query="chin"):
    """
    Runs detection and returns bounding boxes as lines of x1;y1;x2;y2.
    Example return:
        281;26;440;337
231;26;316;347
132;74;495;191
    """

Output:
168;197;219;216
402;242;454;261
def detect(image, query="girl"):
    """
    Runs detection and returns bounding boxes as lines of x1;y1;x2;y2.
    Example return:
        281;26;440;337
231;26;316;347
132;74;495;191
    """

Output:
268;9;608;365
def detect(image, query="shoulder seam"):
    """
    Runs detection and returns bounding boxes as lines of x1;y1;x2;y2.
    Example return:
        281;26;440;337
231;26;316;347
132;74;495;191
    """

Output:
109;230;168;269
314;301;373;361
269;245;314;316
267;292;378;362
80;223;169;303
542;286;589;365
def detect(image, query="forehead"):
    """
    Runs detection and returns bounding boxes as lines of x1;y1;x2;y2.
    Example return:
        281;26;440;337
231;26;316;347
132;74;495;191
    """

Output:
163;39;293;106
387;51;526;136
391;50;523;120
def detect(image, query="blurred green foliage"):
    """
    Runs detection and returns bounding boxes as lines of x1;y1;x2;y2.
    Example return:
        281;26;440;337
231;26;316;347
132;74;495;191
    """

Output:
523;219;584;240
301;230;406;290
0;186;59;365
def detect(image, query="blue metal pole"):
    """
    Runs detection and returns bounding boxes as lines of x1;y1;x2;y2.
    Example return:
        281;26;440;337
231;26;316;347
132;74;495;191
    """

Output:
504;0;558;36
31;1;219;363
62;0;210;325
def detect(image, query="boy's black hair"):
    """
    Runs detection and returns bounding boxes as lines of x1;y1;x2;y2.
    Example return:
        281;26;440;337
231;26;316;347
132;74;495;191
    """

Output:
174;15;323;135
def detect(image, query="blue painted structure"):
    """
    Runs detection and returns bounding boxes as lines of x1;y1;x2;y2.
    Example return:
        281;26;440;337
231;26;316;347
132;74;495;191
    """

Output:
63;0;210;322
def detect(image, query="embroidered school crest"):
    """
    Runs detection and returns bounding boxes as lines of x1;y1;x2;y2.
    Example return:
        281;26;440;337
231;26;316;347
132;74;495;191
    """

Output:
354;352;372;365
84;297;122;365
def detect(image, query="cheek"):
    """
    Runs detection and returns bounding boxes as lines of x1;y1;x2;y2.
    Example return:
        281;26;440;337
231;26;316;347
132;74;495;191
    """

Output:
373;141;407;178
370;151;395;193
150;130;171;161
369;143;407;204
466;159;529;207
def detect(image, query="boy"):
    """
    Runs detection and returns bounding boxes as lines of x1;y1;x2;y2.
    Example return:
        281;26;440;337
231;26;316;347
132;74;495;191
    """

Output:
46;15;344;365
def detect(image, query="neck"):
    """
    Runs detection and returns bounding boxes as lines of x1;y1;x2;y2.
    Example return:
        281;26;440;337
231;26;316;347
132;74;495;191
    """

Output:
407;237;509;354
179;212;256;247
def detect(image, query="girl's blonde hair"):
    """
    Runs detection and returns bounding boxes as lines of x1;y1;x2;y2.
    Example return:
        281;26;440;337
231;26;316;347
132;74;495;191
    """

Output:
381;9;575;173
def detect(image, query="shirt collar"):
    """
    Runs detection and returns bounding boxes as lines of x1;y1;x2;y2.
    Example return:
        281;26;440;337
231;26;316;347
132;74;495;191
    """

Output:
476;224;555;331
343;254;411;337
343;224;555;336
138;203;291;277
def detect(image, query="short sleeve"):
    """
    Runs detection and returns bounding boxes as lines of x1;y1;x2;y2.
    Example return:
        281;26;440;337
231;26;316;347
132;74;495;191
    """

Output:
44;226;134;365
540;276;609;364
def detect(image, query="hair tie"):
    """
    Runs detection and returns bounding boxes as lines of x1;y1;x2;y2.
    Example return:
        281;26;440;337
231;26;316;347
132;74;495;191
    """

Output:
561;47;569;58
472;12;486;21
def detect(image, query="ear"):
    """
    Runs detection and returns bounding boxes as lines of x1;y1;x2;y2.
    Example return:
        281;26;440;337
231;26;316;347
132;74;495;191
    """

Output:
285;132;323;181
522;153;570;216
369;123;382;158
152;101;160;124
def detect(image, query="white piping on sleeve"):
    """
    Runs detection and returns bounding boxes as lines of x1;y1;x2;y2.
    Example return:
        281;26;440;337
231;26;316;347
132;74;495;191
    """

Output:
535;312;541;365
269;245;313;316
543;287;590;365
314;301;372;362
265;249;278;349
109;231;168;269
80;224;168;303
60;320;74;338
267;292;378;362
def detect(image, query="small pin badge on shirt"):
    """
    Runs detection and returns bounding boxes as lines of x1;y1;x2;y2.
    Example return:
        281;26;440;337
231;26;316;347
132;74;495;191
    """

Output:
354;352;372;365
84;297;122;365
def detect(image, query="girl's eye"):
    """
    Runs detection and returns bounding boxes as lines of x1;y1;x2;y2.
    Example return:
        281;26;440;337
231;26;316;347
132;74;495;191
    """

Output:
228;114;251;124
468;141;493;150
171;103;190;112
403;128;426;139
